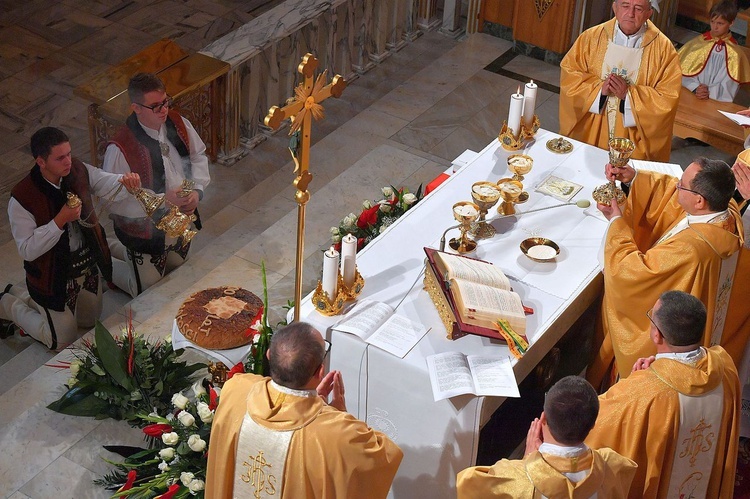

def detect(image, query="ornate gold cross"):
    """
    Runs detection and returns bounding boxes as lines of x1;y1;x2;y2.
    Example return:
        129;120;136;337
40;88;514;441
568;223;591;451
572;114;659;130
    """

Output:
264;53;347;321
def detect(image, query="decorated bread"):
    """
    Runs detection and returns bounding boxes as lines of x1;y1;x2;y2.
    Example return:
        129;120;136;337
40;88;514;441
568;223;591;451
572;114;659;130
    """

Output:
176;286;263;350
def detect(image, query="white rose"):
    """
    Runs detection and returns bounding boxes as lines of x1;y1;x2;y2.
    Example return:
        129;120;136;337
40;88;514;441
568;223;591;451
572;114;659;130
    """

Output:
332;234;341;244
188;434;206;452
180;471;195;486
159;448;175;461
191;380;206;397
158;461;170;472
362;199;373;209
196;402;214;423
403;192;417;205
379;202;391;213
381;186;394;198
164;334;172;344
177;410;196;427
189;479;205;495
67;377;78;387
172;393;189;409
69;360;81;376
162;432;179;446
330;226;340;236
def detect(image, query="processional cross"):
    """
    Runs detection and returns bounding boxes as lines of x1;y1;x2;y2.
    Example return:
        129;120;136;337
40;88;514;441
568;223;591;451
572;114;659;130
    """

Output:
264;53;347;321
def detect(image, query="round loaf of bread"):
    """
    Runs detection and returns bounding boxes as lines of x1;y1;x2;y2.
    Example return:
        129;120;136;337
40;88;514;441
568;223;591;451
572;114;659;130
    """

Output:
176;286;263;350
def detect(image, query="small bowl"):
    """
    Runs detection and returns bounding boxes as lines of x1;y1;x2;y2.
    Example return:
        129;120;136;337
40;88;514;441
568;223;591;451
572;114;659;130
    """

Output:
520;237;560;262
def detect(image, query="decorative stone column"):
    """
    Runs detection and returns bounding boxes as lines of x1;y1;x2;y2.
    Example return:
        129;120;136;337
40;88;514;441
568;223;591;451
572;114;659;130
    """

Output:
417;0;441;31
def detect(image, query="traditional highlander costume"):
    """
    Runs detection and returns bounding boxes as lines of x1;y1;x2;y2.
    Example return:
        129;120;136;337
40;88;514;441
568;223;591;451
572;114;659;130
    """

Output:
678;31;750;102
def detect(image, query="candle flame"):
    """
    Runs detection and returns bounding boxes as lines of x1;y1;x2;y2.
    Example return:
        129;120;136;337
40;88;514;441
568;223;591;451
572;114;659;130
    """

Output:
517;85;521;94
530;79;534;84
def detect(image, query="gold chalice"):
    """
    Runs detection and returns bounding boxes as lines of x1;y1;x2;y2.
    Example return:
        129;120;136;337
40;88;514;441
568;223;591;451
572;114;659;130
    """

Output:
497;179;524;215
470;181;501;239
449;201;480;253
507;154;533;203
593;137;635;205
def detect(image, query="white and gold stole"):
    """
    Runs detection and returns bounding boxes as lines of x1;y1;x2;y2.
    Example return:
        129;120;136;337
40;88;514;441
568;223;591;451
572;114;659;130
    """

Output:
600;28;644;138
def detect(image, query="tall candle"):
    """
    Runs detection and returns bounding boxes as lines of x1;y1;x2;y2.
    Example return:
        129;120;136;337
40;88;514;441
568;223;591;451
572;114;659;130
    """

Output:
322;246;339;301
522;80;537;128
508;86;523;137
340;233;357;289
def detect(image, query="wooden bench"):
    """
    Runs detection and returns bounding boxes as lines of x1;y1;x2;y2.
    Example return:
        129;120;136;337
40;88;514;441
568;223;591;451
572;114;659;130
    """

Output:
75;39;229;166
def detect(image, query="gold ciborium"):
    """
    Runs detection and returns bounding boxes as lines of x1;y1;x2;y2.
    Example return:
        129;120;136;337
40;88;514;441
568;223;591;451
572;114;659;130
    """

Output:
131;188;165;217
507;154;533;203
497;178;524;215
449;201;480;253
155;205;198;248
470;181;501;239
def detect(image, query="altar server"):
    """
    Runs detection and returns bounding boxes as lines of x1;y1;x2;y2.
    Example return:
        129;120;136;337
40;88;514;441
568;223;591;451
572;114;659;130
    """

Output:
205;322;402;498
560;0;681;162
457;376;636;498
587;291;740;499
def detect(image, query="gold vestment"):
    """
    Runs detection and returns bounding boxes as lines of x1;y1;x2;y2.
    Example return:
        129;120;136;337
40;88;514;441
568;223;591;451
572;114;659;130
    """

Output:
590;171;743;382
586;346;740;499
456;447;636;498
560;19;681;162
205;374;403;498
678;32;750;84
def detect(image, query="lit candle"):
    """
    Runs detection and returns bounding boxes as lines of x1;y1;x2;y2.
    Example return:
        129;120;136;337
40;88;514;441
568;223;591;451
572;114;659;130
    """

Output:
322;246;339;301
508;86;524;137
522;80;537;129
340;233;357;289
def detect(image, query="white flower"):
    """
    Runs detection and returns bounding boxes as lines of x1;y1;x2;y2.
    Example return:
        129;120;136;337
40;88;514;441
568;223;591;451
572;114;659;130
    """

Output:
197;401;214;423
362;199;373;209
189;479;205;495
164;334;172;344
130;390;143;401
188;434;207;452
332;234;341;244
162;432;179;446
381;186;394;198
180;471;195;486
69;360;81;376
172;393;189;409
67;377;78;387
403;192;417;205
343;213;358;229
191;380;206;398
330;226;340;236
177;410;196;427
159;448;175;461
379;202;391;213
158;460;170;472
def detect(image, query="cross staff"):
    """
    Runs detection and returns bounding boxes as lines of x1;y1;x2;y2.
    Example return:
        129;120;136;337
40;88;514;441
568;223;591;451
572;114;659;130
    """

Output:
264;53;347;321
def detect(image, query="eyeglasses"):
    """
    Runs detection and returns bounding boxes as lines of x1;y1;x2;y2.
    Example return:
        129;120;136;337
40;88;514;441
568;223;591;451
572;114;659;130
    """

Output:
310;339;332;377
646;308;662;336
675;180;702;197
135;96;173;113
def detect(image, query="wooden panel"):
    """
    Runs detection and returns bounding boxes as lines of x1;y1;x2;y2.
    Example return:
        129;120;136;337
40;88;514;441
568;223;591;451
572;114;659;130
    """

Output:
512;0;576;54
480;0;514;28
673;87;746;156
677;0;713;23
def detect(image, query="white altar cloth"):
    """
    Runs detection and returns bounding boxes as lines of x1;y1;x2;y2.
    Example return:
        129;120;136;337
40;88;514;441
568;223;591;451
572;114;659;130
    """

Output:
298;129;614;497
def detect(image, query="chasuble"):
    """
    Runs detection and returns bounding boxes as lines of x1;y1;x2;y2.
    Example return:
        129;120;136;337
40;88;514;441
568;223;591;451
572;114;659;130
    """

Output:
205;373;402;499
456;448;636;498
678;32;750;102
723;207;750;368
590;171;743;382
586;346;740;499
560;19;681;162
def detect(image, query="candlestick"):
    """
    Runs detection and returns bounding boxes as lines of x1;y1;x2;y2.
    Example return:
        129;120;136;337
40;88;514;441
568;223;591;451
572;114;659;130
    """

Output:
522;80;537;129
341;233;357;289
508;86;523;138
322;246;339;302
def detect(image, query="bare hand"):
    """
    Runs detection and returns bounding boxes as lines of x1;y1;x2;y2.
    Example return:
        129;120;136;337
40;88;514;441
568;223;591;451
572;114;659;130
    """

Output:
55;204;81;228
733;161;750;200
524;417;543;456
602;74;628;100
119;172;141;193
695;84;709;100
605;162;635;184
632;356;656;372
180;190;200;214
164;187;185;209
597;197;622;220
317;370;346;412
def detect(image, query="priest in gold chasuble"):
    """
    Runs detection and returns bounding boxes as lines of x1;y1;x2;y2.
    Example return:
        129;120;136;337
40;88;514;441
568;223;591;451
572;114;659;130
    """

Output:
587;292;740;499
205;323;402;498
560;1;681;162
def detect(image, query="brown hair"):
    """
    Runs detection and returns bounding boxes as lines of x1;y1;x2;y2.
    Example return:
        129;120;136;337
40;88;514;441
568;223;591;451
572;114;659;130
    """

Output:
710;0;738;23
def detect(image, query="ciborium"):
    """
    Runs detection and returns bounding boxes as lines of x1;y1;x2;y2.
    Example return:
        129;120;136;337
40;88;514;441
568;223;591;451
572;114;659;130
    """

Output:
131;188;165;217
497;178;524;215
449;201;480;253
470;181;501;239
507;154;533;203
155;205;198;249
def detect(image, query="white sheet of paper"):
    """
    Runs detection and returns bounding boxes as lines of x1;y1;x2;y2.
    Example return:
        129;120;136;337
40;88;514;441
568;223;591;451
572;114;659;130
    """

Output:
719;110;750;126
631;159;682;178
333;300;394;339
365;314;429;358
426;352;475;401
467;355;520;398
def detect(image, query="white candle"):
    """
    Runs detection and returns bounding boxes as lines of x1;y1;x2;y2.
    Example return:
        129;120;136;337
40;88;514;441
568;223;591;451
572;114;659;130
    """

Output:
508;86;523;137
522;80;538;129
340;233;357;289
322;246;339;301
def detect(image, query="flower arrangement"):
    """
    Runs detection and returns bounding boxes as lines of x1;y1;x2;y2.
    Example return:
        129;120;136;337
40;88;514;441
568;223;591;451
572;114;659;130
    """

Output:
331;185;423;252
95;379;219;498
47;319;205;424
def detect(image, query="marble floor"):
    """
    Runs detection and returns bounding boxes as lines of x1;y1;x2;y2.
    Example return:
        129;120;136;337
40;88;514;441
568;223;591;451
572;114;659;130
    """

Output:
0;6;743;497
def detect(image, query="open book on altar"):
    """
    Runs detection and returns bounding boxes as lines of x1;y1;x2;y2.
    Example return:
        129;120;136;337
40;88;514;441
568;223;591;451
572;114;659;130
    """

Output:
423;247;529;341
332;300;429;358
426;352;520;401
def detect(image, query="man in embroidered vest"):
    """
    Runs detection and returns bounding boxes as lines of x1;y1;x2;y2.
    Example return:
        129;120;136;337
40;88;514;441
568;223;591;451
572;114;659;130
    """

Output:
205;322;403;498
0;127;140;350
589;157;743;385
559;0;681;162
103;72;210;297
457;376;636;498
586;291;740;498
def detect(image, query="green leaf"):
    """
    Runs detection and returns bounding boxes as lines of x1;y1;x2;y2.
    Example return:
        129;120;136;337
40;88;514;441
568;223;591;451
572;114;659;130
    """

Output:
95;321;135;392
47;387;109;416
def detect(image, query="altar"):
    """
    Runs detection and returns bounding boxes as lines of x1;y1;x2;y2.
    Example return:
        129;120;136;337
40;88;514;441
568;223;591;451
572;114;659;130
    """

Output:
298;128;613;497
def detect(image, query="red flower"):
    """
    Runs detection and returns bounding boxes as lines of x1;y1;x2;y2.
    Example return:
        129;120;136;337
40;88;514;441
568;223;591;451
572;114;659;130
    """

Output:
227;362;245;380
209;385;219;411
155;484;181;499
142;423;172;437
116;470;137;496
356;205;380;229
357;238;365;250
333;242;342;252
